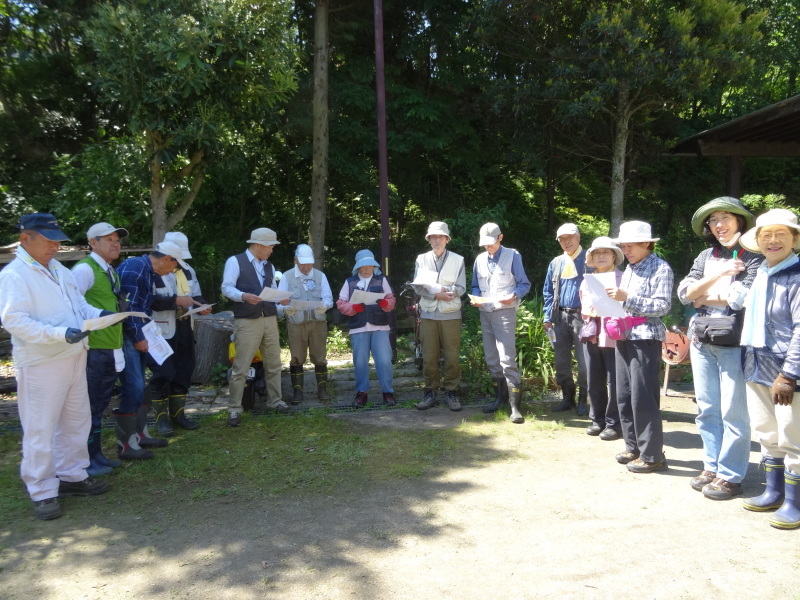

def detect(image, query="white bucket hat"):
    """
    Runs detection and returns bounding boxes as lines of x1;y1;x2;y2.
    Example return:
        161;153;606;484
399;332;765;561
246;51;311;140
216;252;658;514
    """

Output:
352;249;381;275
425;221;451;241
87;222;129;241
247;227;280;246
154;241;190;271
164;231;191;259
614;221;660;244
295;244;315;264
555;223;579;239
586;236;624;267
740;208;800;253
478;222;501;246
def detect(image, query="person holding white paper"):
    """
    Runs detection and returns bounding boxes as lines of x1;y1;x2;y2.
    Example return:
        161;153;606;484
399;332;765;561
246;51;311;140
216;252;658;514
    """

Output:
678;197;760;500
337;249;396;407
148;232;210;436
470;222;531;424
0;213;108;520
117;241;190;454
221;227;291;425
278;244;334;404
412;222;466;412
579;237;624;441
73;221;138;472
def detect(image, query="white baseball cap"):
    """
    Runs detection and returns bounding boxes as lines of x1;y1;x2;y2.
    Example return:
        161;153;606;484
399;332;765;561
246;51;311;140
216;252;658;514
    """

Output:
87;222;129;241
478;222;501;246
556;223;579;239
295;244;315;264
154;241;190;271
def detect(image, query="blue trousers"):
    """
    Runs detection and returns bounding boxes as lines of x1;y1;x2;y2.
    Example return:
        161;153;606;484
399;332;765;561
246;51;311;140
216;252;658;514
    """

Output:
351;330;394;393
118;337;147;413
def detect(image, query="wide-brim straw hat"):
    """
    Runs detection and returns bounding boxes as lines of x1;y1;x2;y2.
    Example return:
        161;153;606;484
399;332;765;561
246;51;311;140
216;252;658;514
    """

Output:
739;208;800;253
586;236;624;267
613;221;660;244
691;196;755;237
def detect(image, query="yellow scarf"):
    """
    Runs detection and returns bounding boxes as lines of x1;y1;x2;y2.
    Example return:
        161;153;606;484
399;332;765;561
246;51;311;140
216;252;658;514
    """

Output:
560;245;583;279
175;269;191;296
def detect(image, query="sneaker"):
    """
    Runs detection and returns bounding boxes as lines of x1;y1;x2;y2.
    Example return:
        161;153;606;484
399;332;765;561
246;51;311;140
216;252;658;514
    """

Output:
702;478;742;500
415;389;438;410
58;477;110;497
382;392;397;406
690;470;716;492
227;411;241;427
443;390;462;412
272;402;292;414
615;450;639;465
353;391;368;408
626;457;668;473
599;428;621;441
33;497;61;521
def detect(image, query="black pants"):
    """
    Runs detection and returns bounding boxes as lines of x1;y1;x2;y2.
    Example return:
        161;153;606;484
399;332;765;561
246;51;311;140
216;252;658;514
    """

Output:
586;342;619;430
615;339;664;463
148;320;195;398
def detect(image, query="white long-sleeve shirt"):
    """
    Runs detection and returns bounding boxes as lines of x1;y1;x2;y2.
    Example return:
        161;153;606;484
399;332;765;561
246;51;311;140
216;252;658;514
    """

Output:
0;246;102;367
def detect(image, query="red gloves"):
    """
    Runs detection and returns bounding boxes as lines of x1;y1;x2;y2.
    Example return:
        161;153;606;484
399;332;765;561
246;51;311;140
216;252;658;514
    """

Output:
377;299;389;309
353;303;366;313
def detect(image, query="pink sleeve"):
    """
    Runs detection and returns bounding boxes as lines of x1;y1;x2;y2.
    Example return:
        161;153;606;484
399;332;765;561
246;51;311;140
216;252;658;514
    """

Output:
381;293;396;312
337;299;357;316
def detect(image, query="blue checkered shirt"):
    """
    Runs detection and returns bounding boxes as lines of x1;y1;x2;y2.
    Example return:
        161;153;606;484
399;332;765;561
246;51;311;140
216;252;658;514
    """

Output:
620;252;673;341
117;254;156;343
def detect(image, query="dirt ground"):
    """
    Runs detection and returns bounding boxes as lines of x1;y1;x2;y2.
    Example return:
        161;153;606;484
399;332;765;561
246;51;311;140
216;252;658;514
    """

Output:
0;392;798;600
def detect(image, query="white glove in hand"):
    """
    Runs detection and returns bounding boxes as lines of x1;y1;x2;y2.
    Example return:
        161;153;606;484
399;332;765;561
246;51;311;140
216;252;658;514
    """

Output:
314;306;328;315
284;306;298;317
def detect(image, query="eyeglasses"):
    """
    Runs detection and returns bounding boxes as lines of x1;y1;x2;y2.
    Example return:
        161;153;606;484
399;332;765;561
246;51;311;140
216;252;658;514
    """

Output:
758;231;794;242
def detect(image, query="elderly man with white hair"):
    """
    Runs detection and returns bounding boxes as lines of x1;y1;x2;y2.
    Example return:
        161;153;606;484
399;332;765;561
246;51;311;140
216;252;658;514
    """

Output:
278;244;334;404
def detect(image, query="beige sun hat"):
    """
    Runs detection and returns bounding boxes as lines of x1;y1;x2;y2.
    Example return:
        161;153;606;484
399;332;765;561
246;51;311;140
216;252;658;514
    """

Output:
425;221;451;241
586;236;624;267
739;208;800;253
247;227;280;246
614;221;660;244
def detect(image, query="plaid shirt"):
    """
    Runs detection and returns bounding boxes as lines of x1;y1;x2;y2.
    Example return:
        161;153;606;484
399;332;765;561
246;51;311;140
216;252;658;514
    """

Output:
117;254;156;343
620;252;673;341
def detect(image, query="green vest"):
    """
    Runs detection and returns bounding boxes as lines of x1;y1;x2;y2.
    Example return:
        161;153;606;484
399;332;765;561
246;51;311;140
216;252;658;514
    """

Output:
77;256;123;350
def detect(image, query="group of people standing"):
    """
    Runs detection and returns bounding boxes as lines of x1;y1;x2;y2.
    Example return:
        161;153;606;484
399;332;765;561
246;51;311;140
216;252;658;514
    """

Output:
2;204;799;532
545;197;800;530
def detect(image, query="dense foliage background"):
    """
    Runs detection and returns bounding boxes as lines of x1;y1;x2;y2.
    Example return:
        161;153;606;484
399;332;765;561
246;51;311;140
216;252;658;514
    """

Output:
2;0;799;310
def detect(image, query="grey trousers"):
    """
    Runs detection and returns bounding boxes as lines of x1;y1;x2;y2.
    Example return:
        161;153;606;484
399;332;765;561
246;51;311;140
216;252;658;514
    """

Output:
615;339;664;463
479;309;521;388
553;309;587;391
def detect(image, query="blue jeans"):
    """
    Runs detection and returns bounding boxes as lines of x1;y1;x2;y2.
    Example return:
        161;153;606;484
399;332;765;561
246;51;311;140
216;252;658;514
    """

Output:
351;330;393;393
690;342;751;483
118;337;147;413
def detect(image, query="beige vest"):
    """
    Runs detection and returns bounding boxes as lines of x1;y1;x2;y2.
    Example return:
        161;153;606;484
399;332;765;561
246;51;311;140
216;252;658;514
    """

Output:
417;250;463;314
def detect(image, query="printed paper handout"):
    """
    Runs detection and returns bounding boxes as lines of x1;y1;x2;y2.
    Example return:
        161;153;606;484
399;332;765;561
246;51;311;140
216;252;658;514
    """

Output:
412;269;444;294
350;290;386;306
178;304;215;319
82;311;150;332
581;273;626;317
258;287;293;302
142;320;174;365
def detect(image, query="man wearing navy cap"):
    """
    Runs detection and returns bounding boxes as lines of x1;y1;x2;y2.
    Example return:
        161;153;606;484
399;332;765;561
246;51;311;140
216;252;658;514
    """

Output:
0;213;110;520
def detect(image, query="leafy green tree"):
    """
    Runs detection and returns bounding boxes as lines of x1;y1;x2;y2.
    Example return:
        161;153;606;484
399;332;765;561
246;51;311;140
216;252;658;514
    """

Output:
82;0;300;243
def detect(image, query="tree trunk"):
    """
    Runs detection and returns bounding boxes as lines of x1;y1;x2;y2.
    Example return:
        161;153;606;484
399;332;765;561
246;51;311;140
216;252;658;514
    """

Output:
190;313;234;385
610;85;631;237
309;0;330;269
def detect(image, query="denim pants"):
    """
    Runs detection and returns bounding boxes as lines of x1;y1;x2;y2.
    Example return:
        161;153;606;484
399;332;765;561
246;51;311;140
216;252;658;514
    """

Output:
615;339;664;463
351;330;394;393
118;337;147;413
690;342;751;483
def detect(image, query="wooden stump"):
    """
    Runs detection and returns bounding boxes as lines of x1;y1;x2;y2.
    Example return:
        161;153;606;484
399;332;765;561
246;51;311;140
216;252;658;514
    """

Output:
191;312;234;385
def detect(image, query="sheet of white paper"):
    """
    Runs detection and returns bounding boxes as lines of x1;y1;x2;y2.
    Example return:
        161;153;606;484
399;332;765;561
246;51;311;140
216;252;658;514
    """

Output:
291;300;326;311
468;294;509;309
258;287;293;302
582;273;626;317
704;258;734;297
178;304;215;319
411;269;444;293
142;320;174;365
82;311;150;332
350;290;386;305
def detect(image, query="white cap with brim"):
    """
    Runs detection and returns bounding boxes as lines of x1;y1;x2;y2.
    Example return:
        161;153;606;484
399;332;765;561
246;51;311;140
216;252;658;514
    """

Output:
739;208;800;253
295;244;315;264
478;222;501;246
164;231;191;259
154;241;190;271
87;222;129;241
614;221;660;244
556;223;580;239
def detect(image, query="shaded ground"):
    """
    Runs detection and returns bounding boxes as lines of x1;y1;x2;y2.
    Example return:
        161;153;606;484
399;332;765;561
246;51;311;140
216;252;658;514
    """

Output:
0;388;797;600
